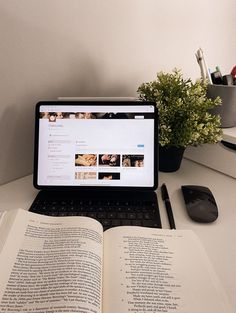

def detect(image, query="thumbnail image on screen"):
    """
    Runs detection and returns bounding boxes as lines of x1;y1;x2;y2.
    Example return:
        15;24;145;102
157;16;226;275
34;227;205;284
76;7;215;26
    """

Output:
98;172;120;180
98;154;120;167
75;154;97;167
122;155;144;167
75;172;97;180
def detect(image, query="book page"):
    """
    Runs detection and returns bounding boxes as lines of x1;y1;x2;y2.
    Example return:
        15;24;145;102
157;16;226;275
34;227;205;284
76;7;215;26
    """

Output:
103;226;232;313
0;210;20;253
0;209;103;313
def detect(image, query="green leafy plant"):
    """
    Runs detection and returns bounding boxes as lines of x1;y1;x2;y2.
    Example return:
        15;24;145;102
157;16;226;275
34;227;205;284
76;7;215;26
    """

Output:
137;69;223;147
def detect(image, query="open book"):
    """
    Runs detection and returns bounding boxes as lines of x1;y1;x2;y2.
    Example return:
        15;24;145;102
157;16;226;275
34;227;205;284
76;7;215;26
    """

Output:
0;209;232;313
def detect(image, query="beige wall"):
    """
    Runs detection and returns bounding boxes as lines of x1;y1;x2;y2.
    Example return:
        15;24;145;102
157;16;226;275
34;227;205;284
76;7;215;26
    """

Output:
1;0;236;185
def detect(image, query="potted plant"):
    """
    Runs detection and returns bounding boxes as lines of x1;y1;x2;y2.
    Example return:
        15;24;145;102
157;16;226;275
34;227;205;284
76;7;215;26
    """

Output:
137;69;223;172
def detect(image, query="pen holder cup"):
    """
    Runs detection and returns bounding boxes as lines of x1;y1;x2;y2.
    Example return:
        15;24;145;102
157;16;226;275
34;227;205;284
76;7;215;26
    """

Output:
207;85;236;128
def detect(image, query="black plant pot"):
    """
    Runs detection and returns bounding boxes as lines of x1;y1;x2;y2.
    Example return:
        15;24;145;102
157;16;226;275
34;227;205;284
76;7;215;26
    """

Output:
159;145;185;172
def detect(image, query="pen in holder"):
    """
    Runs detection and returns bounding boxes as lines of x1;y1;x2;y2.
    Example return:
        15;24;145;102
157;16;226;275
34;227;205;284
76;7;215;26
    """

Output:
207;84;236;128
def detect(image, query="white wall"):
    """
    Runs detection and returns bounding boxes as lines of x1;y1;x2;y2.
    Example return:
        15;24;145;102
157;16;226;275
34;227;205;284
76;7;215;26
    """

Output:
1;0;236;185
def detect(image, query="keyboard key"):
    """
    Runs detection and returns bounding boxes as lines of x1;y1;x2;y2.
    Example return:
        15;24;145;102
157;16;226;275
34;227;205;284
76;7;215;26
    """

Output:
98;212;106;219
143;220;156;227
117;213;126;219
122;220;132;226
101;219;111;227
144;213;151;219
107;212;117;219
132;220;142;226
112;220;121;227
137;213;143;219
128;213;136;219
87;213;97;219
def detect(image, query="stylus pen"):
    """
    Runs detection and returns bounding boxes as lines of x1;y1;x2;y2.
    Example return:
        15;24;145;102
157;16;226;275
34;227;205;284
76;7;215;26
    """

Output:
161;183;176;229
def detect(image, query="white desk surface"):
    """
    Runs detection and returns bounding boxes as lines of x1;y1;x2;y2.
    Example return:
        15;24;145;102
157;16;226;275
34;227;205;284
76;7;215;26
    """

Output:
0;158;235;309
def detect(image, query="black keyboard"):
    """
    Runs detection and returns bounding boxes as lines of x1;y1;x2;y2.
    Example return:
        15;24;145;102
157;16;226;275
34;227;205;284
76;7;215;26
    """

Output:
29;197;161;231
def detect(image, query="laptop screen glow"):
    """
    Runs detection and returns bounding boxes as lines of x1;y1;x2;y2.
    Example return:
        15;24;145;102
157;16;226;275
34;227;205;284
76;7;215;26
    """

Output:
37;104;156;187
